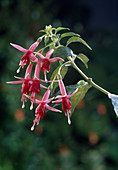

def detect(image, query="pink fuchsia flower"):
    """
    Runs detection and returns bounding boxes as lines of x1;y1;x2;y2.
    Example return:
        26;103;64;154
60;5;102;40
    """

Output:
7;63;33;108
28;60;57;110
36;49;64;81
25;89;62;131
10;41;39;73
29;60;47;110
52;80;78;124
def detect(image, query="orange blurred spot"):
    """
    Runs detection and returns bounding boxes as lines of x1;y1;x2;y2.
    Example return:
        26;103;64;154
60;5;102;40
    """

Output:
15;108;25;121
97;103;107;115
36;95;42;101
76;99;85;109
89;131;99;145
59;144;70;155
34;125;43;136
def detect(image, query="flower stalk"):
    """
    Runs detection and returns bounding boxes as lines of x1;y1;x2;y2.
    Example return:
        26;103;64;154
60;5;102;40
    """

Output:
68;56;109;95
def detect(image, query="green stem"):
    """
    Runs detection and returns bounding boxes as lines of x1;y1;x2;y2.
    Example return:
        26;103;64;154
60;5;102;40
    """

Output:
58;61;70;75
70;59;109;95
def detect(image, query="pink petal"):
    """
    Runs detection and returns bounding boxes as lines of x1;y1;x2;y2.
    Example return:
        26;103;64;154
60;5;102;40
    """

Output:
14;76;24;80
46;97;54;104
42;89;50;101
34;60;41;78
35;52;45;59
29;41;39;52
39;78;58;83
46;49;54;59
6;80;23;84
30;53;38;62
14;76;31;82
46;104;62;112
40;84;47;89
59;80;67;96
24;94;42;104
33;99;43;104
49;57;64;63
67;88;78;98
52;99;62;103
25;63;33;78
10;43;28;52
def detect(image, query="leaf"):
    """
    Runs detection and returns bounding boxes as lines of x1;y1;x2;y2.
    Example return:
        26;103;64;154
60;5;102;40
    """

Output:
49;46;72;75
108;93;118;117
52;46;73;61
76;53;89;68
66;80;91;114
60;32;80;39
55;27;70;33
66;37;92;50
50;65;68;96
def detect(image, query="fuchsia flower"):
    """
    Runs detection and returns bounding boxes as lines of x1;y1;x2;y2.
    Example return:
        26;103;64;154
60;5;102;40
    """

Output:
7;60;58;109
10;41;39;73
25;89;62;131
28;60;58;110
7;63;33;108
52;80;77;124
29;60;47;110
36;49;64;81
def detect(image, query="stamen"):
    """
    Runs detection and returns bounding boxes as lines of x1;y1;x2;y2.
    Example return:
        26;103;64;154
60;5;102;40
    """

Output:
30;102;33;110
17;65;22;73
67;113;71;125
31;126;34;131
44;70;47;81
68;119;71;125
31;121;36;131
22;102;25;108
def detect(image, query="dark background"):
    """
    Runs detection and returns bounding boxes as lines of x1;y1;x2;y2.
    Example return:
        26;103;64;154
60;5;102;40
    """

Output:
0;0;118;169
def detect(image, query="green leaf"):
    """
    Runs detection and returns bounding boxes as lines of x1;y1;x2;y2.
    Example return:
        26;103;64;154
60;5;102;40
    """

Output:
66;37;92;50
60;32;80;39
76;53;89;68
50;65;68;96
52;46;73;61
66;80;91;114
55;27;70;34
49;46;73;82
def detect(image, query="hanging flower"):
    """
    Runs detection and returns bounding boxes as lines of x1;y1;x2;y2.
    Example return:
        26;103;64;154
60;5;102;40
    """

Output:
10;41;39;73
25;89;62;131
7;63;33;108
52;80;77;124
36;49;64;81
29;60;47;110
28;60;58;110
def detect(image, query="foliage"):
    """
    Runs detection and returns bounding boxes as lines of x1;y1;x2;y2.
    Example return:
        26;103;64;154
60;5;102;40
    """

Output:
0;1;118;170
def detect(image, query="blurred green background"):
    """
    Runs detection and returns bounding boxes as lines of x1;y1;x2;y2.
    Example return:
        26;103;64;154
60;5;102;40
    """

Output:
0;0;118;170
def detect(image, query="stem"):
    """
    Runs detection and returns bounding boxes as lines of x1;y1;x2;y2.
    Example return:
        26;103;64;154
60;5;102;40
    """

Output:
70;58;109;95
58;61;70;76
